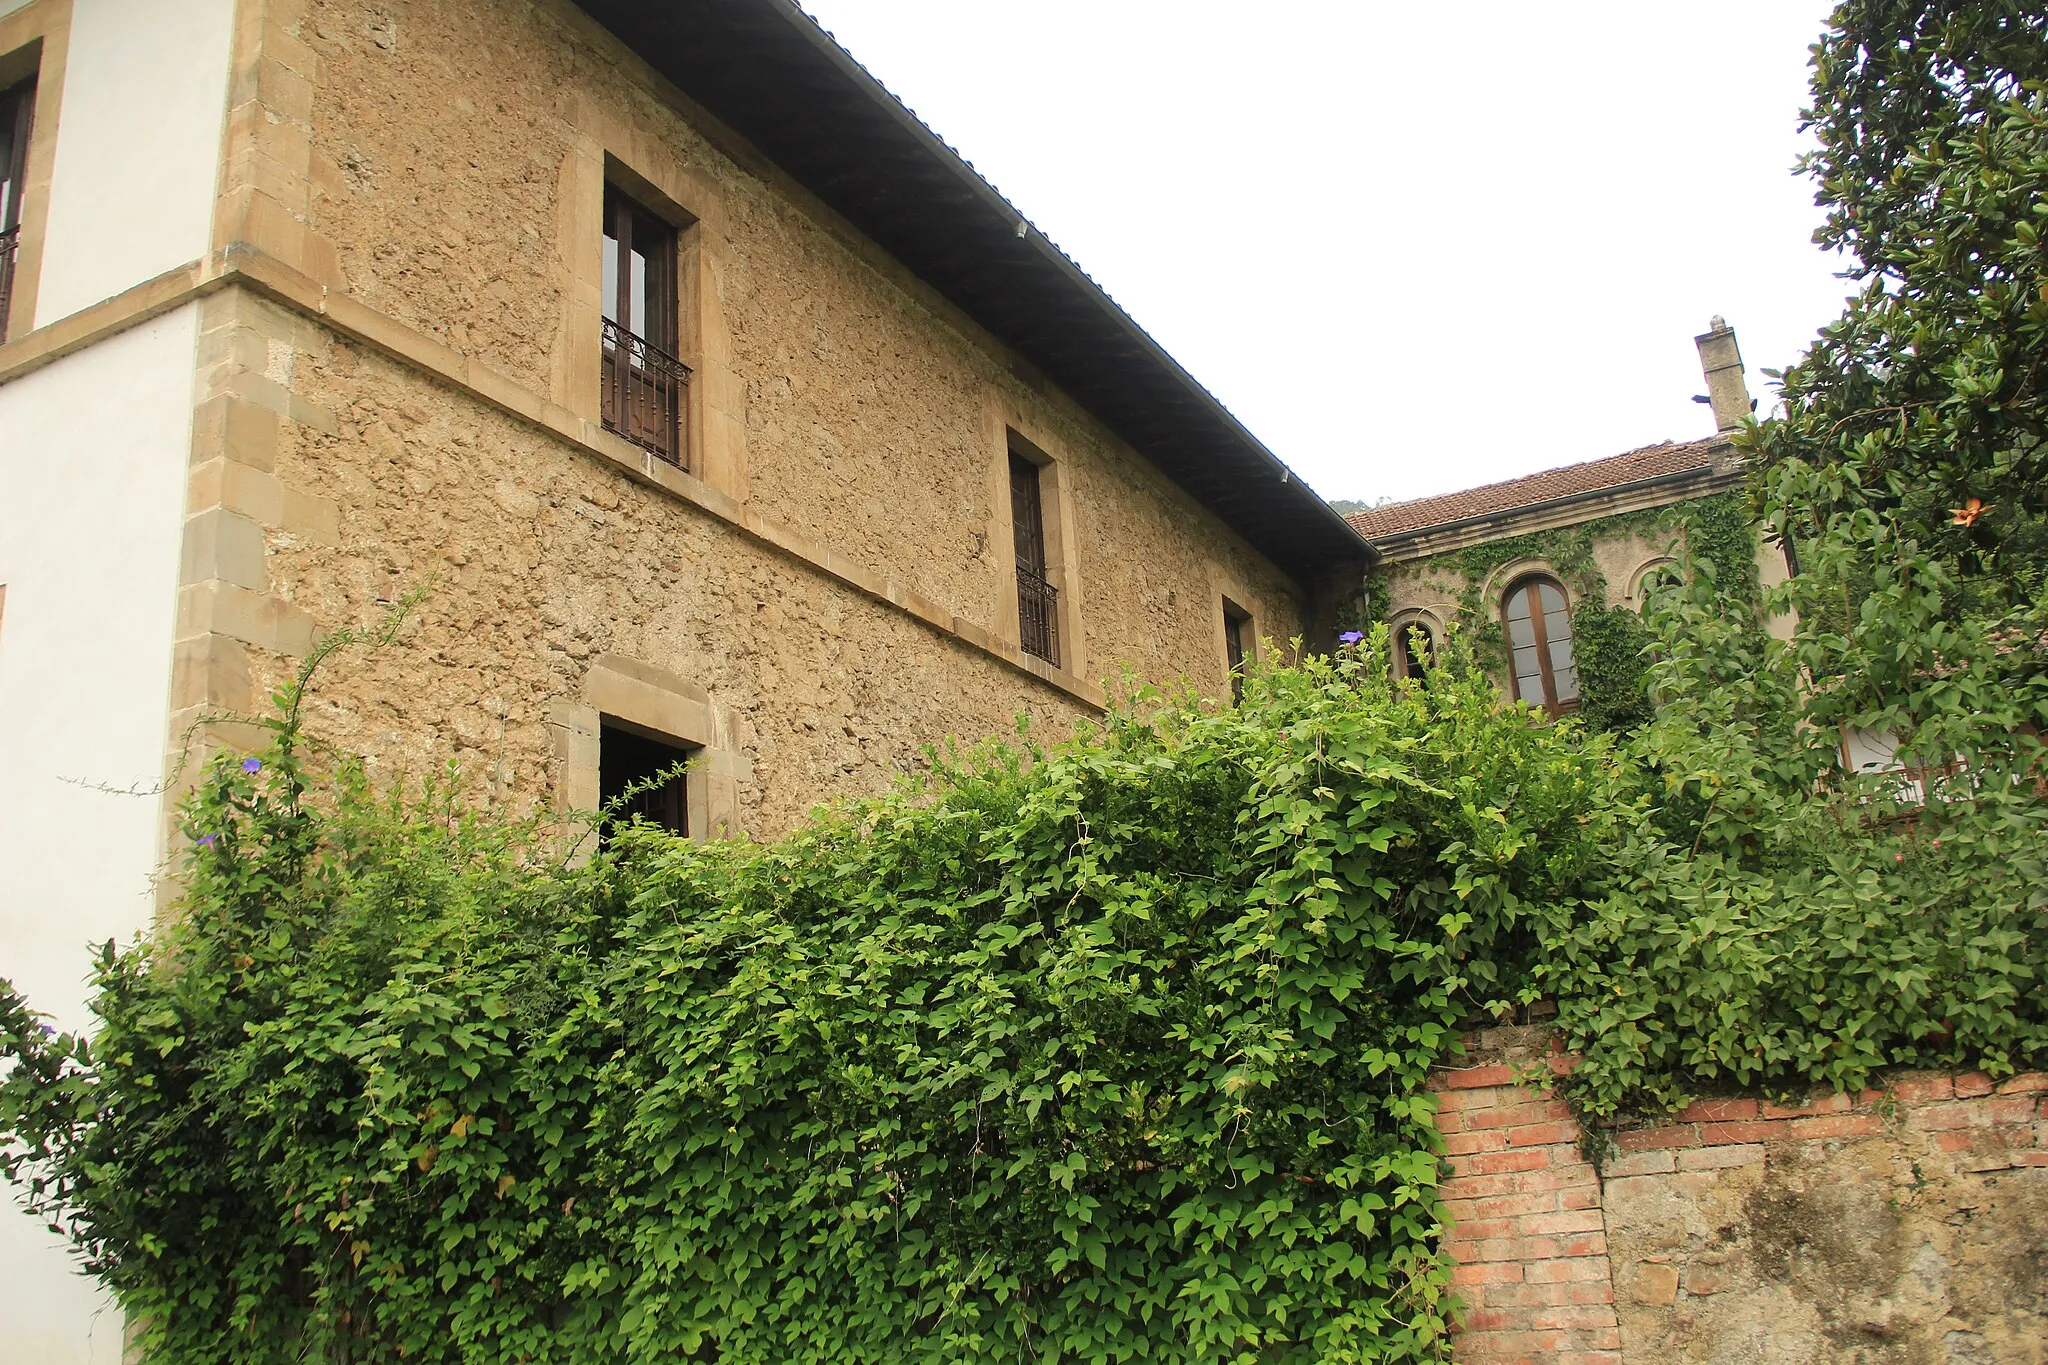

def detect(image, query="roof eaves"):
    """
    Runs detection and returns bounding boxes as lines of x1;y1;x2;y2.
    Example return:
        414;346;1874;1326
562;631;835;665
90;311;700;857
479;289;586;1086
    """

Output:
577;0;1373;581
1365;463;1743;562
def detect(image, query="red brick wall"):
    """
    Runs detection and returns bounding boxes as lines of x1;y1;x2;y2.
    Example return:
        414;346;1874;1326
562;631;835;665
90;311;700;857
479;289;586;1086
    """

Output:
1434;1044;1620;1365
1429;1027;2048;1363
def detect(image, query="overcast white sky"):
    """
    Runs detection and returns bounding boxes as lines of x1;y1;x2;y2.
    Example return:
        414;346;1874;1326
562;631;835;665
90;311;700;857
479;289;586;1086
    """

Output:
796;0;1853;507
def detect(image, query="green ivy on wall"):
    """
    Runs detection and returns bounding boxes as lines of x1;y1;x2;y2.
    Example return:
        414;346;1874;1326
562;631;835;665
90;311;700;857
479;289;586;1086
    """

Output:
1366;493;1762;731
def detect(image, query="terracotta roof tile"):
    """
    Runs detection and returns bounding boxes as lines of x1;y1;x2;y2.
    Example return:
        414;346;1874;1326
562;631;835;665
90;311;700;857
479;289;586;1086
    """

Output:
1344;440;1722;540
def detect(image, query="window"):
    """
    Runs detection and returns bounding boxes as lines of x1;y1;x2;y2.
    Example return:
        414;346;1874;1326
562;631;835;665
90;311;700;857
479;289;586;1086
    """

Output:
1010;450;1059;667
1630;559;1683;609
601;183;688;466
1390;614;1437;681
1223;600;1252;702
1501;576;1578;715
0;77;34;339
599;721;694;837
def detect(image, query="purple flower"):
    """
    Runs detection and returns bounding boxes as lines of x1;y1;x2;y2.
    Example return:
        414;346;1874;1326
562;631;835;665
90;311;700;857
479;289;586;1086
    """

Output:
1338;631;1364;645
199;833;218;848
242;757;263;774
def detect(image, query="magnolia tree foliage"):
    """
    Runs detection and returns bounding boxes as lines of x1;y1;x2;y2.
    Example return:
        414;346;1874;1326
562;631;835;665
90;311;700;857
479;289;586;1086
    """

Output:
1754;0;2048;615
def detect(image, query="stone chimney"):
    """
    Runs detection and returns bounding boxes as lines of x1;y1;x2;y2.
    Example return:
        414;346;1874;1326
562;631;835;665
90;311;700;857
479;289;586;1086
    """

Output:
1694;316;1751;434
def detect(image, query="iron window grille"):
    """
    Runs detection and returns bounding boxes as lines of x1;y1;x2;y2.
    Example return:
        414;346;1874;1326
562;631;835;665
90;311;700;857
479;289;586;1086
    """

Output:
601;183;689;467
1009;451;1060;667
1017;565;1060;668
601;317;690;466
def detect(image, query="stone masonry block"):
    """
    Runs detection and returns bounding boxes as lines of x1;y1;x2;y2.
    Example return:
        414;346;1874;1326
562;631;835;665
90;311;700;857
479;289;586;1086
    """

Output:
177;582;317;657
169;633;254;714
277;485;339;543
1630;1262;1679;1305
181;508;270;593
1604;1149;1674;1178
192;393;280;472
190;458;283;526
1677;1143;1764;1172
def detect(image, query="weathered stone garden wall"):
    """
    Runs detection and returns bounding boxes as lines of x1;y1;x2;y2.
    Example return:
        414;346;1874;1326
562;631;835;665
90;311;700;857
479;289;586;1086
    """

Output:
1435;1027;2048;1364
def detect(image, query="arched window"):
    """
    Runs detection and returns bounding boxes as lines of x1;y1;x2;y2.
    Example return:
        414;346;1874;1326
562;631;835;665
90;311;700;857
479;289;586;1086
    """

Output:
1501;576;1578;714
1389;614;1437;681
1628;558;1683;610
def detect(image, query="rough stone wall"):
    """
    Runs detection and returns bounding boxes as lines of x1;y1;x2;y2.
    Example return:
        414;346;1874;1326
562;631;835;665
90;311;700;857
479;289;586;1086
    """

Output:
228;288;1082;835
1433;1028;2048;1364
291;0;1301;688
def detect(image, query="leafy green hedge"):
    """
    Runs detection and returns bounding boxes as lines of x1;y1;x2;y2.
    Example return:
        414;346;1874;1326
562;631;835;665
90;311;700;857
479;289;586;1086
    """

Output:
5;582;2045;1362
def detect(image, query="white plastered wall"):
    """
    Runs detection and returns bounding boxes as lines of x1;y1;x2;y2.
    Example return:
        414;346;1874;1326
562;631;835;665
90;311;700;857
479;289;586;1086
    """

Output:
0;4;233;1356
0;303;200;1365
28;0;237;324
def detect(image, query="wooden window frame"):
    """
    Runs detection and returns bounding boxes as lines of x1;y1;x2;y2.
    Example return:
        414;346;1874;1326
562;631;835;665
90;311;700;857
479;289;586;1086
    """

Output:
0;74;32;338
1500;575;1579;717
600;181;690;468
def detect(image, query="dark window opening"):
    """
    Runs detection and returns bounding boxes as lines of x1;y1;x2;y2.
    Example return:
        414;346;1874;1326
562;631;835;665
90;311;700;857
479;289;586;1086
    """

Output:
1223;602;1251;702
601;183;689;466
599;721;693;838
1010;450;1059;667
1638;563;1684;604
1502;576;1579;716
1;77;36;340
1392;618;1436;680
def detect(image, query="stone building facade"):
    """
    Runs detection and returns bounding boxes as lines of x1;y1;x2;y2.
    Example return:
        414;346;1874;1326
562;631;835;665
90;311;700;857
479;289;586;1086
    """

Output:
0;2;1368;1358
1347;321;1790;723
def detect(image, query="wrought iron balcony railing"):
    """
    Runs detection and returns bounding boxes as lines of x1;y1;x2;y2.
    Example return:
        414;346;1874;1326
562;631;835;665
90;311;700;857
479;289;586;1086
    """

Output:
601;316;691;468
0;225;19;341
1017;565;1060;668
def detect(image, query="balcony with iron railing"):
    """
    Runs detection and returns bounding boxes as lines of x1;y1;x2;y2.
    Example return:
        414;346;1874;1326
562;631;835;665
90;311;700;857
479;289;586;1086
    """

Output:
0;224;19;340
601;316;691;468
1017;565;1060;668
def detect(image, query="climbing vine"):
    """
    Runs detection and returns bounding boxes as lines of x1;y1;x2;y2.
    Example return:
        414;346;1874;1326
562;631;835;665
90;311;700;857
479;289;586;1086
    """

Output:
1371;493;1762;731
5;589;2045;1363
